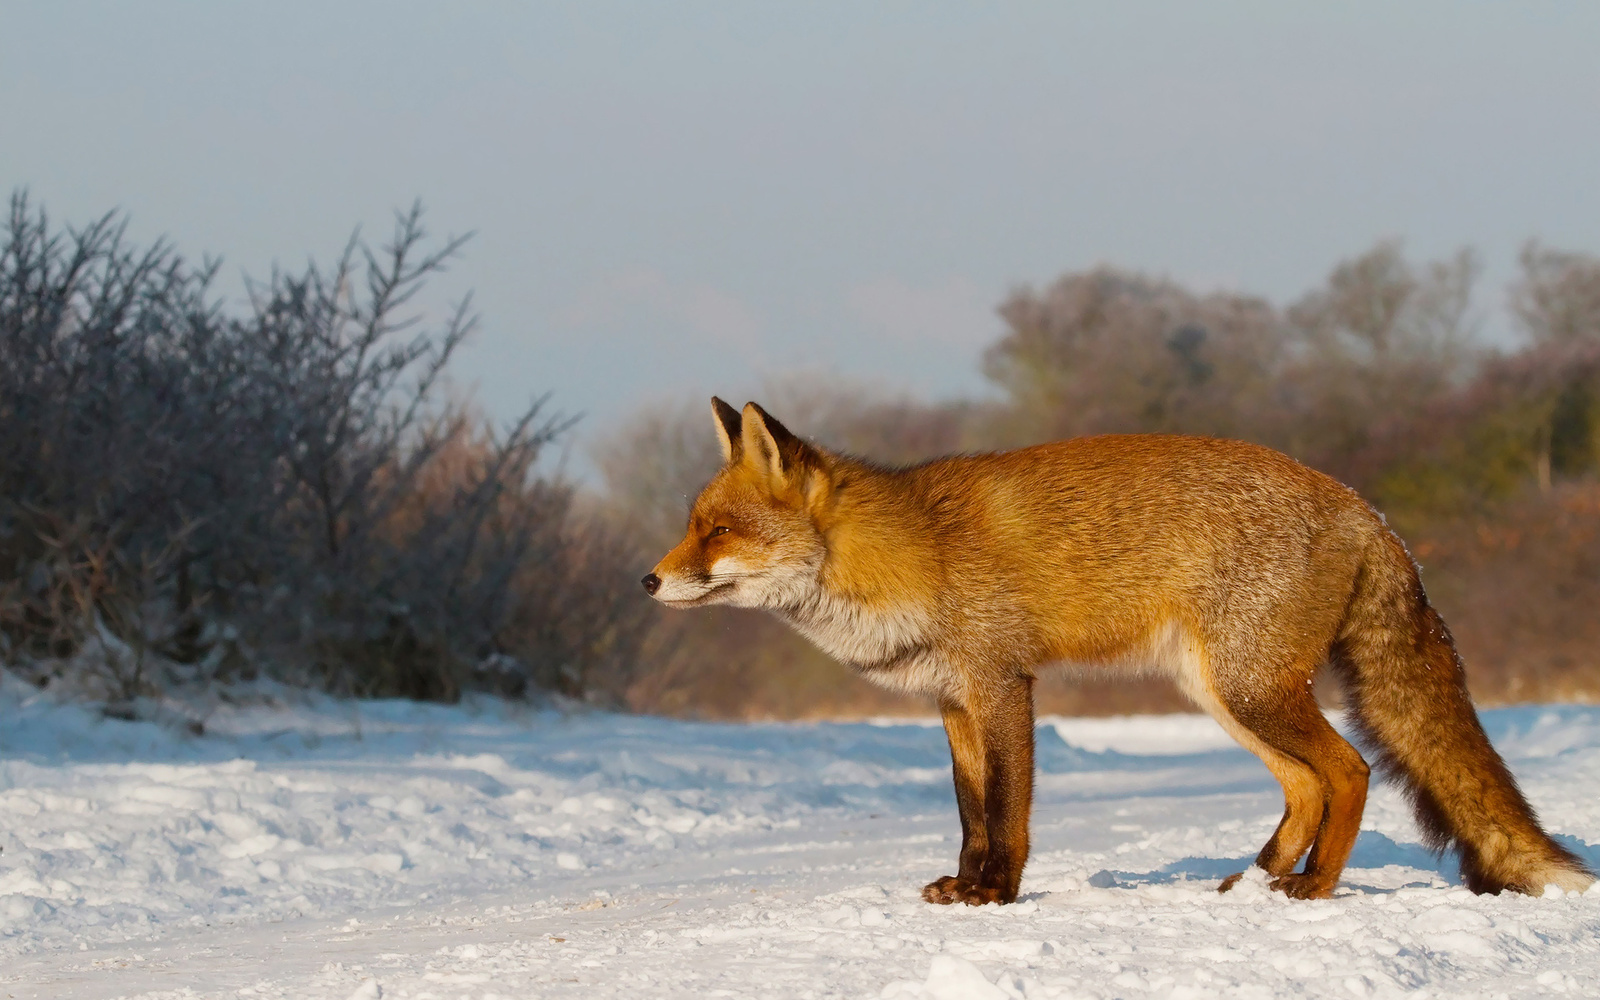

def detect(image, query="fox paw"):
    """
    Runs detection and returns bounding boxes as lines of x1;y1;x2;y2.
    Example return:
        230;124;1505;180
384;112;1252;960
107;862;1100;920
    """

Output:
921;876;1004;906
1217;871;1247;893
1268;873;1336;899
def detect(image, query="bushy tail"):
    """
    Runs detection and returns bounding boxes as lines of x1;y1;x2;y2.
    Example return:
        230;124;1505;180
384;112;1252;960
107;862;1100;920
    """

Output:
1332;531;1594;895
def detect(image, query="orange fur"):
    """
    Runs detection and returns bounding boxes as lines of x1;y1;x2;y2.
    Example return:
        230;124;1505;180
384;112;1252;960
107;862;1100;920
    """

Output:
643;399;1596;904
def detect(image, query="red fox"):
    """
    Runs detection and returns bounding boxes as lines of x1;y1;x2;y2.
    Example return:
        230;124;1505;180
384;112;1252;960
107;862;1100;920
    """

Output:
643;398;1595;905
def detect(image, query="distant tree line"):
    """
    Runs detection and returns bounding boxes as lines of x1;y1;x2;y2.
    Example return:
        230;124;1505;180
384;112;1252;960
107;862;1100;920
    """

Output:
0;193;651;711
599;241;1600;717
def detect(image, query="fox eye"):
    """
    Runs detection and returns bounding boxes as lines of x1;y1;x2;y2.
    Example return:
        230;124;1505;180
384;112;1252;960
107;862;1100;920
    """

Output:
709;525;731;538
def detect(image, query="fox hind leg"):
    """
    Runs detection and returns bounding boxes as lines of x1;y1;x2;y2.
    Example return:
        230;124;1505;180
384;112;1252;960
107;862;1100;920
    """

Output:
1213;673;1370;899
1217;746;1326;891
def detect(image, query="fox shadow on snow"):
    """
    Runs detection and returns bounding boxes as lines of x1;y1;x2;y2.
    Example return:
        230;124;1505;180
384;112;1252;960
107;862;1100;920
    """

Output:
1053;831;1600;897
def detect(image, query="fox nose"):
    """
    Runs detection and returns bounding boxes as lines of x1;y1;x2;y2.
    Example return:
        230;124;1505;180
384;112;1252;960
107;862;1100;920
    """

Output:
641;573;661;595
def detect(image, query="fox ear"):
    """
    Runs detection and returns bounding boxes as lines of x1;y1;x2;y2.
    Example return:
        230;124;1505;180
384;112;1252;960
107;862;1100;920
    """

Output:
740;401;816;486
711;396;743;464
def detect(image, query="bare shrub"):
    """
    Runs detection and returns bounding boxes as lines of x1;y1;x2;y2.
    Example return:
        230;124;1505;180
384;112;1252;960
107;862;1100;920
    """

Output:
499;499;661;703
0;192;641;703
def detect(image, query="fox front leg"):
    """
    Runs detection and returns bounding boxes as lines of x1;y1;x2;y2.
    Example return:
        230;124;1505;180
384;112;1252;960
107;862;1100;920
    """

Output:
924;677;1035;905
924;700;990;904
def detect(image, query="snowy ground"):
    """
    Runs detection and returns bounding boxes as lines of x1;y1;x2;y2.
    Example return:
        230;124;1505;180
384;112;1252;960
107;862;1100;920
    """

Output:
2;672;1598;999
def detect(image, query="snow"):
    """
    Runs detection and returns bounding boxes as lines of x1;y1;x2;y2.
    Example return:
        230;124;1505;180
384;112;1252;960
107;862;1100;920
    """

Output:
2;670;1597;999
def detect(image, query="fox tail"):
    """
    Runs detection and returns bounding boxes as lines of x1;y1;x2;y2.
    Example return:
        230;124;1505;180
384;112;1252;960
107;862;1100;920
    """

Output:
1332;531;1594;895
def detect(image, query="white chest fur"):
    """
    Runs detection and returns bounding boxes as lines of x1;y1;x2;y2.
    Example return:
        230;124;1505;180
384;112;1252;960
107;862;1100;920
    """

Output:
781;591;930;668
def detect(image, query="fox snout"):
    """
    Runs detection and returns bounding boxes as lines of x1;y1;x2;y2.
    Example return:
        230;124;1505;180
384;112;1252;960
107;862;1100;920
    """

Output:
642;556;727;607
641;537;720;605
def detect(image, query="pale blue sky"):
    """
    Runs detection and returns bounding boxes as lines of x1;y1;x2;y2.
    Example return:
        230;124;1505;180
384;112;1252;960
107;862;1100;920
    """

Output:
4;3;1598;461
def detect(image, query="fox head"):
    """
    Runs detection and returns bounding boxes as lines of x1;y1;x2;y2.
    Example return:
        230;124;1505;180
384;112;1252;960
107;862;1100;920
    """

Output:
642;398;833;610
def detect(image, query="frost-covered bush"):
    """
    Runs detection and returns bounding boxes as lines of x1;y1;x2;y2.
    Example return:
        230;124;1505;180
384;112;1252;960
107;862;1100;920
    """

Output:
0;192;641;702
